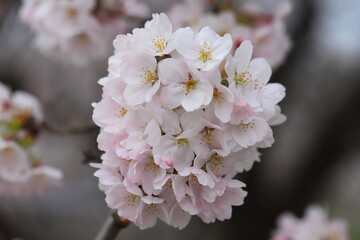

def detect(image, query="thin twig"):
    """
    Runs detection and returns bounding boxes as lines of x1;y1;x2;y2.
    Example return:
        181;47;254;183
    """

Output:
82;149;102;164
39;123;99;135
95;213;129;240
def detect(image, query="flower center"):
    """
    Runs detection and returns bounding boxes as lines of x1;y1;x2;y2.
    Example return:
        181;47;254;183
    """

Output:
198;42;213;62
66;8;78;19
145;203;161;215
74;32;90;44
172;136;187;147
188;174;200;186
140;67;158;85
144;159;158;174
189;17;199;26
234;71;262;89
201;127;215;144
114;106;127;119
124;193;138;207
152;34;167;52
241;120;255;132
181;74;197;95
1;147;12;154
208;154;224;173
234;71;252;86
212;88;224;103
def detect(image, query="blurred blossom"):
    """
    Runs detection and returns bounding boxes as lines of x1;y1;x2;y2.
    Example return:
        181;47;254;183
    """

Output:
0;82;63;196
92;13;286;230
271;205;349;240
103;0;150;18
168;0;292;68
19;0;150;66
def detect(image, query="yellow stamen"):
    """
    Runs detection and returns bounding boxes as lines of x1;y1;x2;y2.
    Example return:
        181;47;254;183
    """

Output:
140;67;158;85
180;74;197;95
208;154;224;173
124;194;138;207
152;34;167;52
198;42;213;62
66;8;77;19
172;137;187;147
145;203;161;215
201;127;215;144
234;71;252;86
74;32;90;44
114;106;127;119
234;71;262;89
188;174;200;186
144;160;158;174
2;147;12;154
212;88;224;103
241;121;255;132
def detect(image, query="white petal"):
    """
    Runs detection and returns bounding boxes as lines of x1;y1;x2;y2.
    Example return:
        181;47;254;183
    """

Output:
160;84;184;109
181;90;204;112
215;101;233;123
211;33;233;60
231;118;271;148
144;120;161;147
145;81;160;102
124;84;148;105
168;204;191;229
225;54;236;82
249;58;272;84
234;40;253;74
158;58;188;85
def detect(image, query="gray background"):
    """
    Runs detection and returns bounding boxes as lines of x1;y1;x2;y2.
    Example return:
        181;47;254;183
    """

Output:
0;0;359;239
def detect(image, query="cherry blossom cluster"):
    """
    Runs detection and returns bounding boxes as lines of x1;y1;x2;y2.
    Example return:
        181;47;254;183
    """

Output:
168;0;292;68
19;0;149;65
92;13;286;229
0;82;63;196
271;205;349;240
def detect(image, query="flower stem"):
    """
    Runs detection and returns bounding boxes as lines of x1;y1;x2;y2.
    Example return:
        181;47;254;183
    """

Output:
95;213;129;240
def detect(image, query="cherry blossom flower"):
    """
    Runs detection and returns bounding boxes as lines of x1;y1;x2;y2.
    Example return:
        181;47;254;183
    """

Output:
167;0;204;29
105;180;168;230
121;53;160;105
159;58;213;111
168;0;292;69
92;13;286;229
152;113;194;171
18;166;63;196
177;26;233;71
0;140;29;183
271;205;349;240
207;73;235;123
19;0;150;65
103;0;150;18
241;1;292;68
177;110;229;157
132;13;184;56
0;82;63;196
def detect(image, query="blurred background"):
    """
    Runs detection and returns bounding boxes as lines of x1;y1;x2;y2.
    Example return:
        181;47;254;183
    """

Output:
0;0;359;239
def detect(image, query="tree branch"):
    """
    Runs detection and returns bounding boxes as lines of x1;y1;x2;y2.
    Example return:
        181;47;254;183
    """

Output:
39;123;98;135
95;213;129;240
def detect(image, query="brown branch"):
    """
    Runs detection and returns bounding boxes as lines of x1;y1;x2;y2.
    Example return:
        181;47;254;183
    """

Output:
95;212;129;240
82;149;102;164
39;123;99;135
